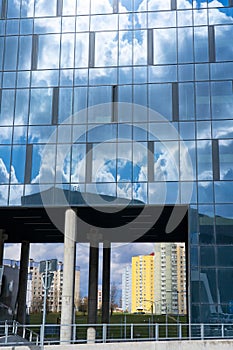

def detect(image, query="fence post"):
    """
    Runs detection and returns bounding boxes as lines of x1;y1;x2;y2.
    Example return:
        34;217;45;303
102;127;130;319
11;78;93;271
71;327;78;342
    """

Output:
155;323;159;341
179;324;182;339
72;324;76;343
103;324;107;343
130;324;133;340
15;322;18;335
200;324;204;340
40;325;43;346
23;325;26;338
4;322;8;344
221;324;224;338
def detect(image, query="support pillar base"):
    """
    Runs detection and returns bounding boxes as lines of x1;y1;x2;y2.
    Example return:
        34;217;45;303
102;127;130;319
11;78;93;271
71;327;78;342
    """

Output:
87;327;96;344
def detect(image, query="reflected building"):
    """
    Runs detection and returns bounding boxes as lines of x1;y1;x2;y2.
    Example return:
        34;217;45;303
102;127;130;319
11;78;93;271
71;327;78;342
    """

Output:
131;254;154;313
0;0;233;326
122;264;132;313
154;243;186;316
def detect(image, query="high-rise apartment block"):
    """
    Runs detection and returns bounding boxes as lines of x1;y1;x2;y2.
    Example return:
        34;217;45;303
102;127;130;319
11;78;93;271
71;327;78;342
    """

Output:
121;264;132;313
131;254;154;314
28;259;80;313
125;243;186;315
154;243;186;315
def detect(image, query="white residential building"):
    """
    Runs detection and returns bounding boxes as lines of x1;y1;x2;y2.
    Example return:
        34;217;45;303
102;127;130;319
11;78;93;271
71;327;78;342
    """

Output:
121;264;132;312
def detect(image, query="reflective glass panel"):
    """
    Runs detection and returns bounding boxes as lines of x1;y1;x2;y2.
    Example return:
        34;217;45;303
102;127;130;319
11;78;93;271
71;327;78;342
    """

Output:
219;140;233;180
153;28;177;65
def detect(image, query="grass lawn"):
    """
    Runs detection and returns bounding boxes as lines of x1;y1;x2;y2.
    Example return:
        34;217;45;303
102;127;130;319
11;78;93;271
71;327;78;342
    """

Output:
29;312;187;325
28;313;188;342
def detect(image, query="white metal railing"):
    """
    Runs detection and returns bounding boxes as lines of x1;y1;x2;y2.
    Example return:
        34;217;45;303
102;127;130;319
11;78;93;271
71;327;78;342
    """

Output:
1;321;233;346
0;320;39;346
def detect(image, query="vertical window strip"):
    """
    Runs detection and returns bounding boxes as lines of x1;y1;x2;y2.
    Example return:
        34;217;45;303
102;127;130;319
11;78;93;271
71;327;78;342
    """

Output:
86;143;93;183
172;83;179;122
147;29;154;65
171;0;177;10
113;0;119;13
31;34;39;71
1;0;7;19
57;0;63;16
212;139;220;181
229;0;233;7
52;87;59;125
148;141;154;182
208;26;216;63
24;144;33;184
89;32;95;68
112;85;118;122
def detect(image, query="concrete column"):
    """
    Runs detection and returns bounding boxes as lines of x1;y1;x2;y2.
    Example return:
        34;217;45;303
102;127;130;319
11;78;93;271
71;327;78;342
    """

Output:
87;242;99;343
60;209;77;344
101;241;111;324
16;241;30;325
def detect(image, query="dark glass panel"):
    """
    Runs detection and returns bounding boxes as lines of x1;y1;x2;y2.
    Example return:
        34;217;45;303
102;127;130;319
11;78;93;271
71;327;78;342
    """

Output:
200;246;215;266
218;269;233;304
218;246;233;267
216;203;233;244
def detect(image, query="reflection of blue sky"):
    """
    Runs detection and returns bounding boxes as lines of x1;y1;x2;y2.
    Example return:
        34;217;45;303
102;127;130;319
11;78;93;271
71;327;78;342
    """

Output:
0;1;232;201
0;147;11;183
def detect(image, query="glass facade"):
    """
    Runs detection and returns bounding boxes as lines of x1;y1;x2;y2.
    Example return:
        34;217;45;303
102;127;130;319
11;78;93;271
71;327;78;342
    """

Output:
1;0;233;322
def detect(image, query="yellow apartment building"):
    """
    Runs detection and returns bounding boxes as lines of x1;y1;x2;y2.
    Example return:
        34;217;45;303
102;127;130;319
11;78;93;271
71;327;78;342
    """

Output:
131;254;154;314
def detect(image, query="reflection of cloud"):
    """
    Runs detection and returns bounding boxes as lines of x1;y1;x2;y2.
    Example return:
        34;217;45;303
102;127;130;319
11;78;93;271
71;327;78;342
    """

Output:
0;159;10;183
0;159;24;204
20;0;233;90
